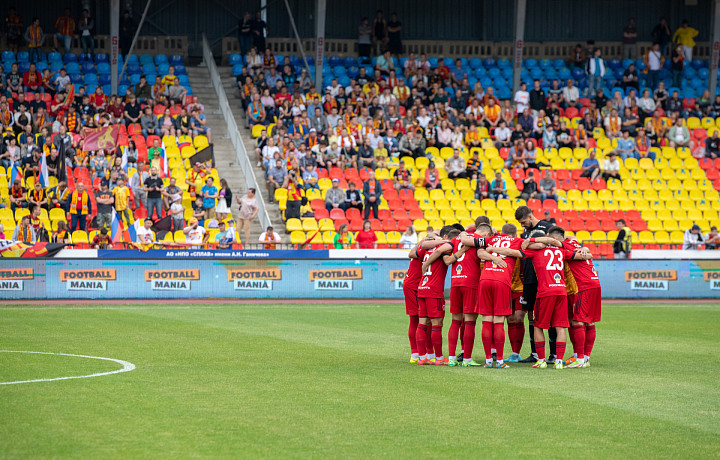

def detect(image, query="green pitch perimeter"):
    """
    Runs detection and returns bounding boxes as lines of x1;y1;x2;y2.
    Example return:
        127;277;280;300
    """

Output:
1;301;718;458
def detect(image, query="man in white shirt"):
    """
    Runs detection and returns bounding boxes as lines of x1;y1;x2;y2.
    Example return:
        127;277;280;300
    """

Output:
183;218;208;246
646;43;663;90
136;218;155;243
259;225;282;248
561;79;580;109
514;81;529;114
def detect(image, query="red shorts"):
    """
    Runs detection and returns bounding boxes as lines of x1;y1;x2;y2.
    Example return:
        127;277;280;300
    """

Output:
533;295;569;329
573;287;602;323
477;280;513;317
450;286;479;314
418;296;445;318
404;287;419;316
512;292;523;311
567;293;577;320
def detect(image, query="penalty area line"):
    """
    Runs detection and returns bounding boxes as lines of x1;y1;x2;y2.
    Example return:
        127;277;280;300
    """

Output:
0;350;136;385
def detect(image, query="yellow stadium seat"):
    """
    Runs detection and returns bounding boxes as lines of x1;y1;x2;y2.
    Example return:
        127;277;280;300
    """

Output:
663;220;679;231
575;231;591;242
637;230;654;244
591;231;606;240
252;124;266;138
414;187;429;201
321;231;335;245
415;157;430;170
687;117;701;129
481;198;496;210
318;218;335;231
434;200;451;211
413;219;429;230
290;231;306;244
654;231;670;244
71;231;89;243
496;199;512;210
286;218;302;232
424;209;439;221
647;220;663;231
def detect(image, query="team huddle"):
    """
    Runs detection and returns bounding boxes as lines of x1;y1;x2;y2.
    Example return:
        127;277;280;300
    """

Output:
403;205;602;369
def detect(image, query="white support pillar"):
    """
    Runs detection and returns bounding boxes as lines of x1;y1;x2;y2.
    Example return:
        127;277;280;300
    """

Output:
512;0;527;96
110;0;120;95
709;0;720;97
315;0;326;93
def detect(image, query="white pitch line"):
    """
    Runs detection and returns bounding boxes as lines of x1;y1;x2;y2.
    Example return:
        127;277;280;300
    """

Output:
0;350;136;385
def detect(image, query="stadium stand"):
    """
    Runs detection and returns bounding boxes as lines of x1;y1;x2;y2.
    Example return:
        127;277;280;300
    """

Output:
231;49;720;254
0;48;238;248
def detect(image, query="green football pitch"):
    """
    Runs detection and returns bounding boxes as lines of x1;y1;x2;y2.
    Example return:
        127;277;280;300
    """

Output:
1;300;718;458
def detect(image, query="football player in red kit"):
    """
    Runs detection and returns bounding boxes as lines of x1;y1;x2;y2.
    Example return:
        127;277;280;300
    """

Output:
521;226;592;369
416;226;460;365
476;224;527;368
553;233;601;368
405;236;447;363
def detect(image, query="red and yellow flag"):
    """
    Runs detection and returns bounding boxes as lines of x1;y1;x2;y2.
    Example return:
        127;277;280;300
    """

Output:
83;126;119;151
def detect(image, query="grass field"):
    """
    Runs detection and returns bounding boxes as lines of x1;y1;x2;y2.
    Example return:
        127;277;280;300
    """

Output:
1;300;719;458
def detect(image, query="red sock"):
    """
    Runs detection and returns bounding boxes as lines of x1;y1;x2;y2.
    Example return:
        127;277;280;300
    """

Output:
463;320;476;360
493;322;506;360
556;341;566;361
536;340;546;360
431;325;443;357
448;319;462;357
416;323;427;356
508;322;525;354
568;324;577;353
481;321;494;360
425;322;432;349
571;324;585;359
585;324;596;357
459;320;465;351
408;316;419;354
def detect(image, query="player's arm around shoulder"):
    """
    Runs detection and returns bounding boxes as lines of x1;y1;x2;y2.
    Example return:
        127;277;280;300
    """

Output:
477;247;507;268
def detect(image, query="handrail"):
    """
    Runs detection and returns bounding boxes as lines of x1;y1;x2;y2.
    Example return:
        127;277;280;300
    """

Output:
201;33;272;231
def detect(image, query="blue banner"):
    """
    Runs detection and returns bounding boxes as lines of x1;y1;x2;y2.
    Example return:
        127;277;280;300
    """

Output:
0;259;718;299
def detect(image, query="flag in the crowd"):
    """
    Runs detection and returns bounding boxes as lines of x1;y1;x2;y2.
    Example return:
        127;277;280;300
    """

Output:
0;240;66;258
120;146;129;173
159;139;169;178
177;138;192;150
9;163;20;185
65;83;75;106
83;126;119;151
38;152;49;187
128;219;139;243
110;209;133;243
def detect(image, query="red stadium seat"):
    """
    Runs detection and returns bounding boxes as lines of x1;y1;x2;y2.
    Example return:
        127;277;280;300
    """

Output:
346;208;362;221
398;189;414;201
511;169;525;181
499;147;510;160
578;210;594;221
563;210;578;220
584;219;600;231
699;158;713;170
542;199;558;210
329;208;345;220
595;210;610;221
404;200;420;211
600;219;616;232
370;219;382;231
349;219;363;232
392;209;408;220
576;178;591;190
382;219;398;232
314;208;329;220
310;199;325;211
610;210;625;221
329;167;343;180
384;189;399;201
387;199;403;210
408;209;424;221
706;168;719;181
591;179;606;190
570;169;583;180
555;169;570;181
333;218;348;230
565;107;579;119
578;98;591;107
378;209;391;220
359;168;372;182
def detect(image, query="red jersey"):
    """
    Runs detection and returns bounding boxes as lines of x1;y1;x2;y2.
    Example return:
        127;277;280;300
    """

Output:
562;239;601;291
405;256;423;291
481;234;524;287
523;246;576;298
417;246;451;298
449;235;482;289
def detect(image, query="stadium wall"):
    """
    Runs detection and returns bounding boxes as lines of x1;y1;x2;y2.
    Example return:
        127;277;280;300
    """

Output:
1;258;718;300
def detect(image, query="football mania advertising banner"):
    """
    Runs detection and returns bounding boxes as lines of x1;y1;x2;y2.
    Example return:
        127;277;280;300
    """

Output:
0;258;718;299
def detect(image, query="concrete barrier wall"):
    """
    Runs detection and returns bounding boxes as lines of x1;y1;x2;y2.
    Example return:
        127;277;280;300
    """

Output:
1;258;718;300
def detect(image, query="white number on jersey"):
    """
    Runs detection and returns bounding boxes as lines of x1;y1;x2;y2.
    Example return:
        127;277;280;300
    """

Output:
490;239;512;267
544;249;564;271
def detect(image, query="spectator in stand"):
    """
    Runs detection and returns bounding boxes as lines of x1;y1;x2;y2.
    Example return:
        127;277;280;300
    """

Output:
53;9;75;53
520;171;539;202
136;219;156;244
236;188;258;244
636;127;656;161
191;109;212;144
302;164;319;191
124;94;141;126
602;151;621;181
616;129;639;161
113;177;132;225
333;224;354;249
130;161;149;210
52;221;72;243
266;158;287;203
357;17;372;63
12;215;35;243
325;178;346;213
682;224;704;250
357;137;376;170
67;182;92;231
561;79;581;109
24;17;44;63
49;181;70;212
192;197;206;226
356;220;378;249
345;181;363;213
529;80;545;115
95;180;114;228
4;7;23;55
259;225;282;249
247;93;268;126
399;225;418;249
621;63;639;91
163;177;182;212
215;221;236;249
638;89;656;122
645;43;663;90
652;17;672;55
466;151;482;180
184;218;209;247
22;63;42;93
580;149;601;181
201;177;219;221
27;181;47;210
538;169;558;202
543;124;558;149
91;227;111;249
706;130;720;159
119;10;135;56
673;20;699;62
671;45;684;89
667;118;693;150
423;161;441;190
283;171;303;221
215;179;233;222
445;149;466;179
251;10;267;52
398;130;426;158
169;195;185;233
544;210;557;225
622;17;638;60
586;48;606;97
386;13;402;55
475;174;490;201
604;108;622;139
141;107;160;137
78;9;94;59
569;44;587;69
513;82;530;115
705;226;720;250
363;170;382;219
144;166;165;221
490;172;507;200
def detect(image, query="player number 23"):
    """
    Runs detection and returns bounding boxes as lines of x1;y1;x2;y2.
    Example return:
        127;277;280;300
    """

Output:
544;249;564;271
